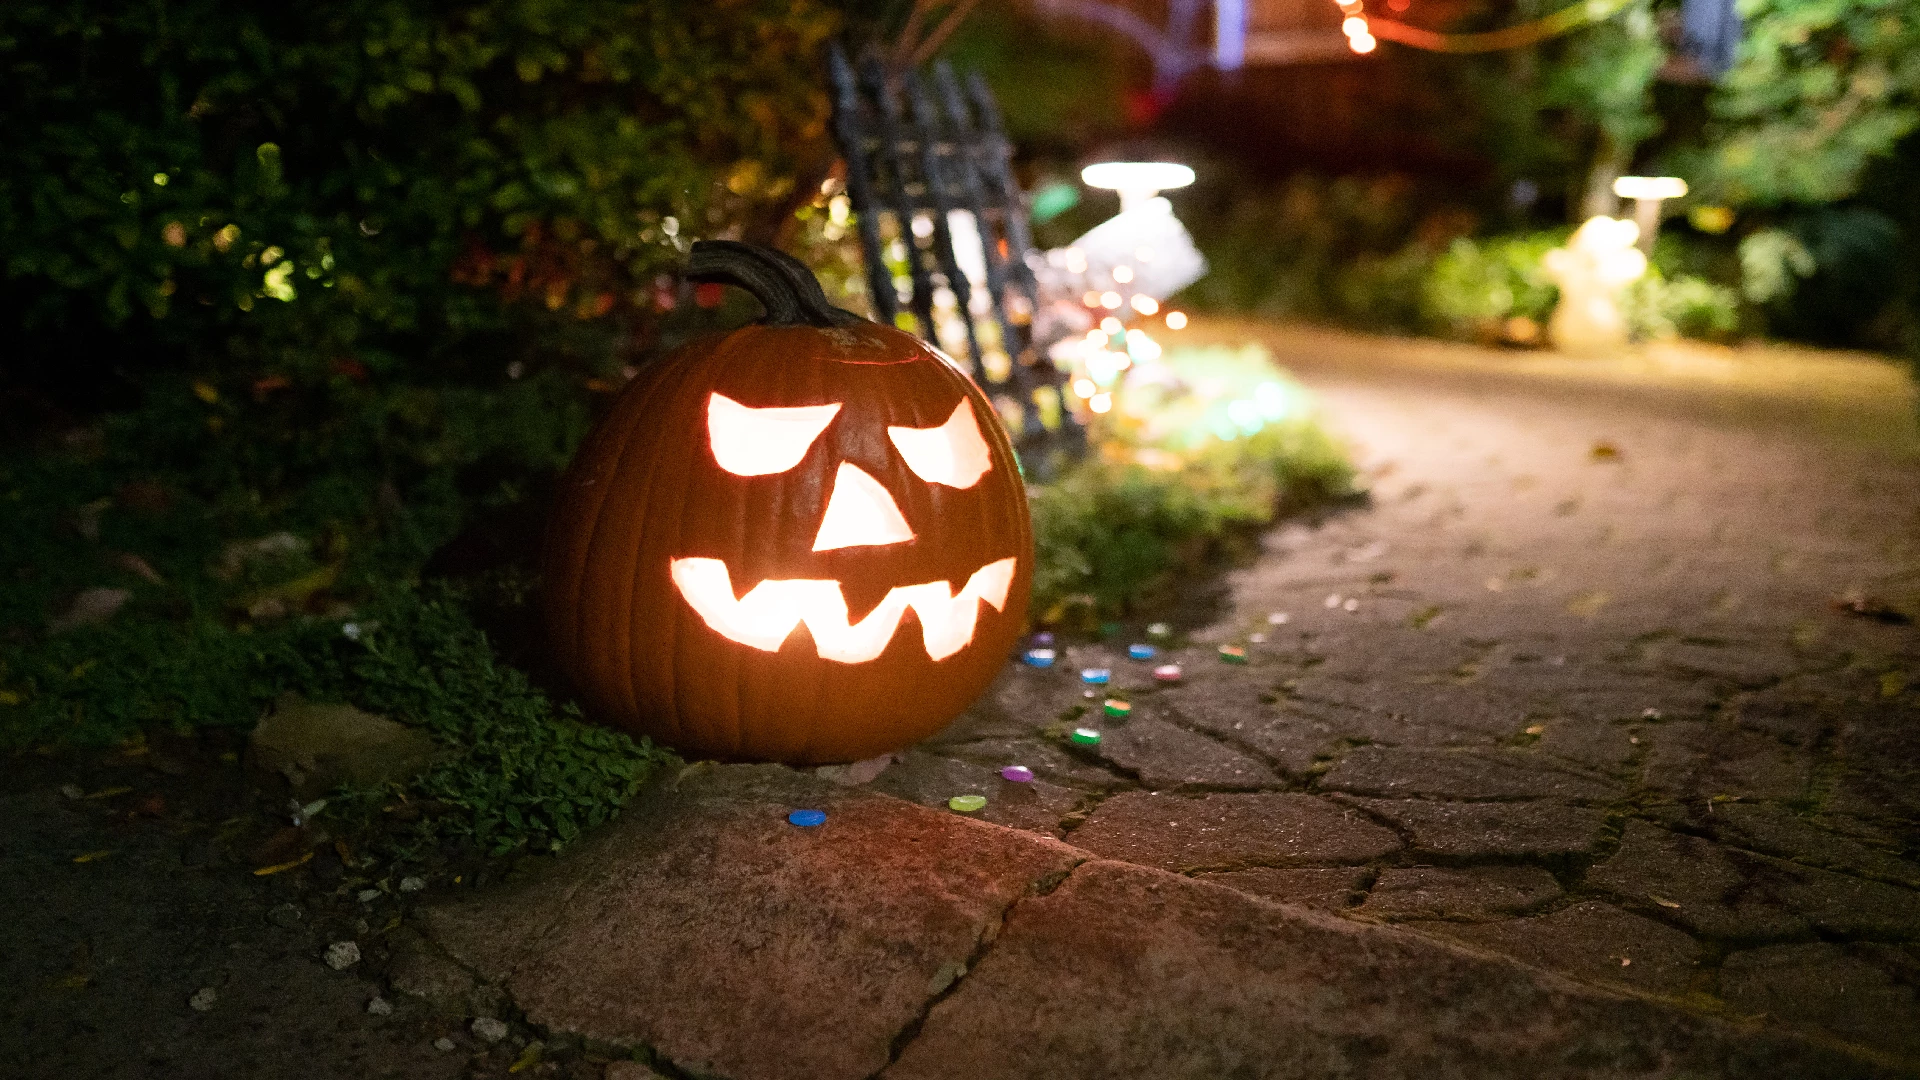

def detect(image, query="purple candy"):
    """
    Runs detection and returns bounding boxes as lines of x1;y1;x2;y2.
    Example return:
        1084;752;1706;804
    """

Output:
1000;765;1035;783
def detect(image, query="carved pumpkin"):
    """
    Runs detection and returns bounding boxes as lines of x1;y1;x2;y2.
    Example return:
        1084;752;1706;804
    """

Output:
545;241;1033;764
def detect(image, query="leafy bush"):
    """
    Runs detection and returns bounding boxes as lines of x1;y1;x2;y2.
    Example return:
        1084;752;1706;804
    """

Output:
1182;173;1459;332
1030;350;1355;621
1420;232;1565;340
1624;271;1741;341
1;0;837;398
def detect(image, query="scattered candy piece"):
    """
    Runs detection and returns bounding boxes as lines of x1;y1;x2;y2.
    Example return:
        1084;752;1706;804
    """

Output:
1127;643;1157;660
1080;667;1110;685
1031;631;1056;646
1000;765;1034;783
1219;645;1248;664
948;794;987;813
1342;598;1359;612
1324;594;1342;609
1103;699;1132;719
1146;622;1171;638
787;809;827;827
1069;727;1102;746
1249;632;1266;644
1267;612;1290;625
1153;664;1183;683
1023;648;1056;668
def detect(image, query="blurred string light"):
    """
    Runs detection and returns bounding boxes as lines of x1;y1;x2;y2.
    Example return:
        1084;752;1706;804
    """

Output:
1365;0;1637;52
1338;0;1378;53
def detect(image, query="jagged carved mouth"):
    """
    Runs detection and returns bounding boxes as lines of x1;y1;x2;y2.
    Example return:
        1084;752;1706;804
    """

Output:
669;556;1017;663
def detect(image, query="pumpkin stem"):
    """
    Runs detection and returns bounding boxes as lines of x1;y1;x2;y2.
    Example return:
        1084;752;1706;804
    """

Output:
687;240;865;329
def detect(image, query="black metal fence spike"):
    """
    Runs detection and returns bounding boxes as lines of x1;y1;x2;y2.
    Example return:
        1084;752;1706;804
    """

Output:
824;41;1084;464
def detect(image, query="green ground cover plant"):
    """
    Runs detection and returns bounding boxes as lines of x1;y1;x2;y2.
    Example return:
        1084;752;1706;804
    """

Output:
1031;347;1357;624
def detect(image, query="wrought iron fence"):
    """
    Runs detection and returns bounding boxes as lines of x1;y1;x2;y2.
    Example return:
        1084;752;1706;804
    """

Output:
826;43;1085;473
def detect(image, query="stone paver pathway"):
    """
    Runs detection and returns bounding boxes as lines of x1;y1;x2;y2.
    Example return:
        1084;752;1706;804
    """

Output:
873;323;1920;1062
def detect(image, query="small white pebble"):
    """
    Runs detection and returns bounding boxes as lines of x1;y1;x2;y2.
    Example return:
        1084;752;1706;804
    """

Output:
434;1037;456;1052
367;996;393;1017
1267;612;1290;625
60;784;84;800
1642;708;1662;719
1342;598;1359;612
324;941;361;970
1620;957;1632;967
189;987;217;1012
399;876;426;893
341;622;362;641
1249;632;1266;644
1083;689;1095;698
357;888;381;903
471;1016;509;1043
1324;594;1342;608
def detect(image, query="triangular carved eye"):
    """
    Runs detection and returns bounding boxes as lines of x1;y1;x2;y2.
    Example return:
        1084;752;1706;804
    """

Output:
707;393;841;476
887;399;992;488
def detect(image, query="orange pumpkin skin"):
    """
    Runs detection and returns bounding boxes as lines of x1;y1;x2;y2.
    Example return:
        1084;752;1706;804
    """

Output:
544;252;1032;764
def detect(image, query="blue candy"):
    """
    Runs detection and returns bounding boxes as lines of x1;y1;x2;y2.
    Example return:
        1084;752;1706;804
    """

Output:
1081;668;1111;685
787;809;827;827
1128;644;1157;660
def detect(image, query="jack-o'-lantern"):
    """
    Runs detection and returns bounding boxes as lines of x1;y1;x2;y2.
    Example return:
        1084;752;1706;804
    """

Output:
545;241;1033;763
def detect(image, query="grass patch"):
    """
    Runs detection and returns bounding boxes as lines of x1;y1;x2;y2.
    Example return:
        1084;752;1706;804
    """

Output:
1031;344;1357;624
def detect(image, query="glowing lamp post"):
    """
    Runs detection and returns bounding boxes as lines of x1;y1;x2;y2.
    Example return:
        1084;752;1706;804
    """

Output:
1612;176;1688;256
1071;161;1207;307
1081;161;1196;212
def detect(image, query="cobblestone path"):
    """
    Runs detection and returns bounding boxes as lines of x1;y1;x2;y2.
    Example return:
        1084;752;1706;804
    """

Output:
868;324;1920;1063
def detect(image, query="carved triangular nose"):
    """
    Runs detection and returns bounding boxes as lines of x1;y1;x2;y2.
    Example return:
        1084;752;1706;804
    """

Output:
813;463;915;551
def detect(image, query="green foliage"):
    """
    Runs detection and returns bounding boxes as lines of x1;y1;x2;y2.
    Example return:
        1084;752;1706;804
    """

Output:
331;589;677;858
1;0;837;386
1699;0;1920;206
1739;228;1818;304
1623;270;1741;340
1541;2;1665;161
3;579;675;859
1421;232;1566;339
1183;173;1451;332
942;2;1129;150
1029;392;1354;620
